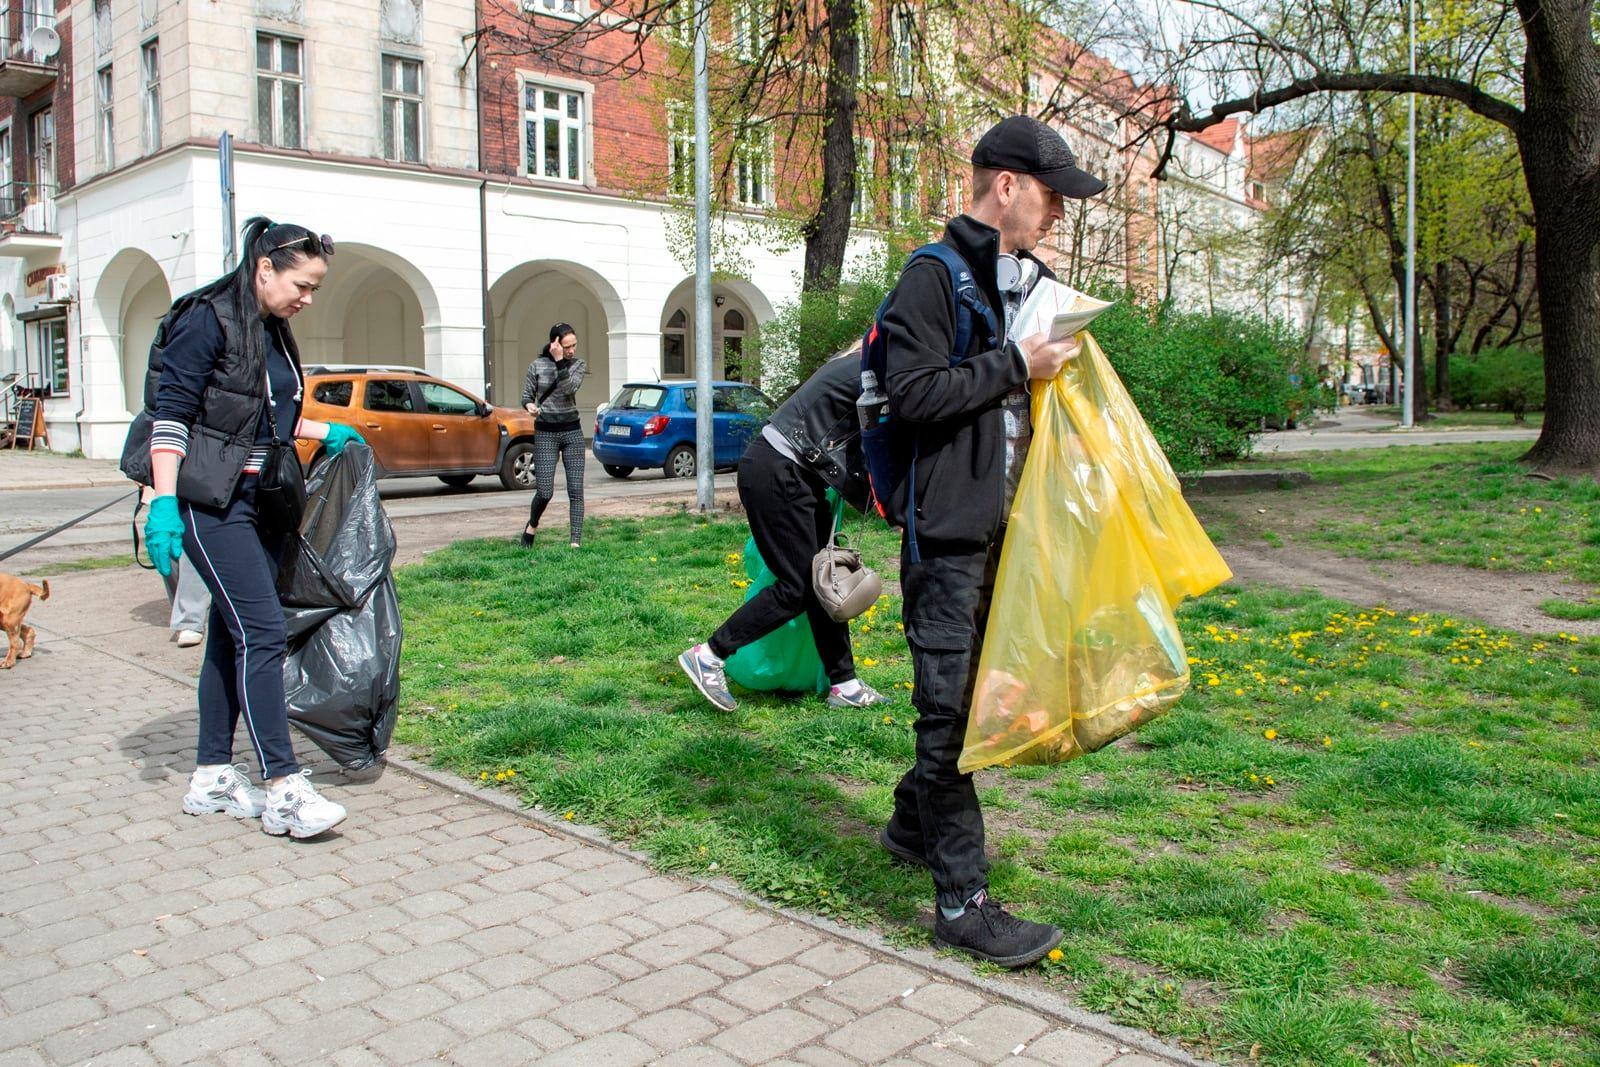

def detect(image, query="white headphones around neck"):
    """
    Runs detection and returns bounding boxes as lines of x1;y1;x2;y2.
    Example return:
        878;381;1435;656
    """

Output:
995;253;1037;295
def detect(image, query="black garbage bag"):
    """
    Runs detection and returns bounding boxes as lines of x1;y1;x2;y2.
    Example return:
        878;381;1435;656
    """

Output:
277;444;401;770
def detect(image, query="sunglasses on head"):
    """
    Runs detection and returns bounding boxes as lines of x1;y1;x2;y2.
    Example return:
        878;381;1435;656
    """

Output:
272;232;336;257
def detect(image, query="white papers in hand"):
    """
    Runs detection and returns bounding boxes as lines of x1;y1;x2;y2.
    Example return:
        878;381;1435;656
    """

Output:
1008;279;1113;343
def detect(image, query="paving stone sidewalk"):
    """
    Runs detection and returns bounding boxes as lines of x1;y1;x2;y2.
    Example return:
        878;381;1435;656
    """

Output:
1;614;1199;1066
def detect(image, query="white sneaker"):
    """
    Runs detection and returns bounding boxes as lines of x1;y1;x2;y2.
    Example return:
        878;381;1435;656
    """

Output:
260;772;347;839
182;764;268;819
175;629;204;648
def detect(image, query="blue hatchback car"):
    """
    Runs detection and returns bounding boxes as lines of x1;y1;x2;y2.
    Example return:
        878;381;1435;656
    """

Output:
592;381;777;478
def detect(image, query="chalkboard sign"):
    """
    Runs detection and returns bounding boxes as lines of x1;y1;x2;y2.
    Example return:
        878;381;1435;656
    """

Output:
11;396;39;449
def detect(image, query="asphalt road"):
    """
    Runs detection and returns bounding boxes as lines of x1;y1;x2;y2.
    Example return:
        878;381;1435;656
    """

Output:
0;452;711;559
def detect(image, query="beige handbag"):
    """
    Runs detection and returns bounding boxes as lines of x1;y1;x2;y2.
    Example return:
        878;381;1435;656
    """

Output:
812;512;881;623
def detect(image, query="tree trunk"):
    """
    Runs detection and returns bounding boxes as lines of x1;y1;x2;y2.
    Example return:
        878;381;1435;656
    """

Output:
1432;260;1453;409
794;0;860;378
1515;0;1600;473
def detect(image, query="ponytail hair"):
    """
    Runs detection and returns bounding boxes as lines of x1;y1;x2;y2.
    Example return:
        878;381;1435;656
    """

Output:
193;215;332;371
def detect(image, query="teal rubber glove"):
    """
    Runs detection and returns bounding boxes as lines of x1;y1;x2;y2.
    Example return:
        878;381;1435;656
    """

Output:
322;423;364;457
145;495;185;578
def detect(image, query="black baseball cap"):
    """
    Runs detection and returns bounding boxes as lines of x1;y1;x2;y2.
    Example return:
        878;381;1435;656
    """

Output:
971;115;1107;199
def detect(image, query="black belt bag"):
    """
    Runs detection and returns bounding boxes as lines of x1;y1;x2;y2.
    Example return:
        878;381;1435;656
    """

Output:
255;439;306;533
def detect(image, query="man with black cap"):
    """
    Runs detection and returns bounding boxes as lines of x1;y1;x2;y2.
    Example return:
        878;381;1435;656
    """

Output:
876;115;1106;968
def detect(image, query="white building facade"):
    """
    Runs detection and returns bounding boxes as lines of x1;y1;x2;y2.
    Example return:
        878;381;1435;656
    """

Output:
1;0;809;459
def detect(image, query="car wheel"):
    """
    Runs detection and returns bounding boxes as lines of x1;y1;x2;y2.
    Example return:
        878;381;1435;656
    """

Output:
438;474;475;488
664;445;696;479
602;464;634;479
499;441;537;491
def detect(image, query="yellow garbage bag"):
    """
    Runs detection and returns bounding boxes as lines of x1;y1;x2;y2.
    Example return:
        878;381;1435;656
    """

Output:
957;330;1232;772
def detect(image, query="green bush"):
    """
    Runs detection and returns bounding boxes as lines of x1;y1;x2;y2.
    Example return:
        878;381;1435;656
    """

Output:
1446;346;1545;417
757;269;1309;470
1093;296;1314;470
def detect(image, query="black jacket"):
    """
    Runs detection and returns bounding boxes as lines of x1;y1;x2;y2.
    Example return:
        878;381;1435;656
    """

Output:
150;287;304;508
880;214;1051;548
766;352;870;512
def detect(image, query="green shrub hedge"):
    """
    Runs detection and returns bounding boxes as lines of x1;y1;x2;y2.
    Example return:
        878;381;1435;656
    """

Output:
1444;346;1545;417
755;272;1312;473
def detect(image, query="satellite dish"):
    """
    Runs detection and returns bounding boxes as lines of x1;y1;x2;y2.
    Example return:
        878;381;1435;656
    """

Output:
26;25;60;60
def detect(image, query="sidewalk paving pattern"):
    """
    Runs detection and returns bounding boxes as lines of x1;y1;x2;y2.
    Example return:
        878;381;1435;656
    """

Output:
1;622;1198;1065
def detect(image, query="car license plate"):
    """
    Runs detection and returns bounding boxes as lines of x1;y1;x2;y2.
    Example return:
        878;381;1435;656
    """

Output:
605;425;630;437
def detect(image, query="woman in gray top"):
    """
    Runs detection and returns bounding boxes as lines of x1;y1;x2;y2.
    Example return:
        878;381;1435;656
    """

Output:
519;323;588;548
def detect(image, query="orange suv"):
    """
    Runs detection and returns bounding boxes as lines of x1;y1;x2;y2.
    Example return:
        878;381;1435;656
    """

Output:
295;366;540;490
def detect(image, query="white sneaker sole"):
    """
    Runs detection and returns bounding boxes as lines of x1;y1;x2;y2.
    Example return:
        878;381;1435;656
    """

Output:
260;809;347;839
182;794;264;820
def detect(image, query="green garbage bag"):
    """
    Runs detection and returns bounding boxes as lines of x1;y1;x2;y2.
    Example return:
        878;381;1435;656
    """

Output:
723;493;843;694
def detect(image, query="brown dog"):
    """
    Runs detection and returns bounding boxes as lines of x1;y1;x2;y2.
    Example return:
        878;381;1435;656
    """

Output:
0;574;49;669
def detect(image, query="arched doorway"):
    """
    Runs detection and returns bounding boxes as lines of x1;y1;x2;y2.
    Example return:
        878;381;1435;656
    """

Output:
90;248;173;418
657;277;772;383
290;244;434;369
489;261;621;423
119;260;171;414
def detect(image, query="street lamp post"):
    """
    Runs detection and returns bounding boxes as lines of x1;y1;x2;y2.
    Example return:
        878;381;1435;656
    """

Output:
1401;0;1417;429
692;0;715;511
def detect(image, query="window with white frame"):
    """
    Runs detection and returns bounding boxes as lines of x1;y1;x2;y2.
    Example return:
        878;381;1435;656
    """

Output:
854;0;871;76
890;144;917;224
93;0;113;55
0;127;12;212
524;82;585;183
141;40;161;155
381;55;423;163
666;105;694;196
732;0;765;61
96;66;115;169
852;137;874;219
734;126;773;208
256;34;304;149
1026;72;1042;107
892;8;915;95
526;0;581;16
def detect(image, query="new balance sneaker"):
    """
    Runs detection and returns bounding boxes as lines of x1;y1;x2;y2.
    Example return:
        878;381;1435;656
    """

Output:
934;891;1062;969
827;681;892;709
260;772;347;839
678;644;737;712
182;764;267;820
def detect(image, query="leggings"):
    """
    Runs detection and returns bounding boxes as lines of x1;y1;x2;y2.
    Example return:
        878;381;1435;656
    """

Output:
179;475;299;780
528;427;586;544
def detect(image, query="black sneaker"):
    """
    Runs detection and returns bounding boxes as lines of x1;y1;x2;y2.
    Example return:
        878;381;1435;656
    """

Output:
934;891;1062;969
878;823;929;869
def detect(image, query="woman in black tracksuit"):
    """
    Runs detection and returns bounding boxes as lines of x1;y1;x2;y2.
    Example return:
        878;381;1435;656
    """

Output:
143;217;363;840
519;322;588;548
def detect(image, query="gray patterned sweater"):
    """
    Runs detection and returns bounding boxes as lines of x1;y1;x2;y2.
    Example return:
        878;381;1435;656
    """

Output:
520;355;588;432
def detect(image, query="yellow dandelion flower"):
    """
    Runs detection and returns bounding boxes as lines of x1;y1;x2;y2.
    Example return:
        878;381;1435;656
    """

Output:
1047;948;1065;962
1322;736;1333;747
882;715;894;725
563;811;575;820
479;771;489;781
1264;776;1275;786
862;657;878;668
1264;729;1278;740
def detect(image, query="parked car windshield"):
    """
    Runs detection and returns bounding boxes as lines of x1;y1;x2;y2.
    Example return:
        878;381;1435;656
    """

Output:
609;386;667;412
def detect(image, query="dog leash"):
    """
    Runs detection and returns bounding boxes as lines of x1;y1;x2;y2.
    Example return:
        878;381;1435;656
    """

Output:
0;488;140;564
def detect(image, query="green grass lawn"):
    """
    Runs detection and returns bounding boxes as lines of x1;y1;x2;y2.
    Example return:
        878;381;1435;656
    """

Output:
1231;442;1600;586
396;514;1599;1067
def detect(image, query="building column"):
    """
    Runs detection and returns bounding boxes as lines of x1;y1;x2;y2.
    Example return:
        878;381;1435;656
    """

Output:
427;323;487;396
74;328;136;459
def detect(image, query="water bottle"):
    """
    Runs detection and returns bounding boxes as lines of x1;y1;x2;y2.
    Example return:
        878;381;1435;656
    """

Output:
857;369;889;432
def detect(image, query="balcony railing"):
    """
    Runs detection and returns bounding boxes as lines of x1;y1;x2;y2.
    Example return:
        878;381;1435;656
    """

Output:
0;5;60;96
0;182;57;235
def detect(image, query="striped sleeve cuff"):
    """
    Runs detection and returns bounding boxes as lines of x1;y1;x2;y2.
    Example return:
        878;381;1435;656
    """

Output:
150;419;190;458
